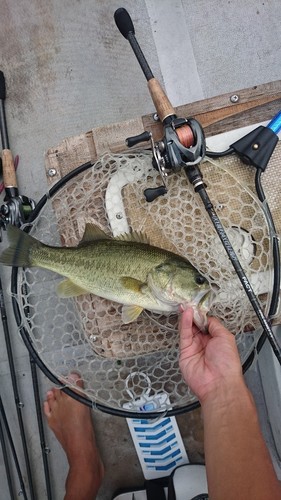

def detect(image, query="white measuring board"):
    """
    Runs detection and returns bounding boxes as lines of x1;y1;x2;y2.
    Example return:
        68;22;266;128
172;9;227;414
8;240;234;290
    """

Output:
124;394;189;480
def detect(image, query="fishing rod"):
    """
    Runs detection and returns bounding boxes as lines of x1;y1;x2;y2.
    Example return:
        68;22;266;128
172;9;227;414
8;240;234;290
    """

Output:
0;70;52;499
0;397;14;498
0;71;35;233
0;273;35;500
0;396;28;499
30;355;53;500
114;8;281;365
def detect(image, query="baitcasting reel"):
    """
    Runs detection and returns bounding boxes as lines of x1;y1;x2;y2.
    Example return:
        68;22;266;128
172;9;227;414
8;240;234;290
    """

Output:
126;117;206;201
114;8;281;202
0;193;35;235
0;150;35;239
0;71;36;239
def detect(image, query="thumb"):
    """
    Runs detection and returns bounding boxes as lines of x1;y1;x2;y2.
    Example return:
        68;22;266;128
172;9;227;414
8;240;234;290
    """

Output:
207;316;234;340
179;307;194;351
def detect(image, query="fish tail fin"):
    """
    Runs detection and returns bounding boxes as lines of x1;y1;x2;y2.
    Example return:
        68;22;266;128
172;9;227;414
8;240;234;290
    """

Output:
0;225;40;267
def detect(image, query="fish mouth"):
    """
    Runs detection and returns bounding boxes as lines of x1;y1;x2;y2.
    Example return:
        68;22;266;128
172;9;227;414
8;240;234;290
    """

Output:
192;289;211;309
188;290;211;333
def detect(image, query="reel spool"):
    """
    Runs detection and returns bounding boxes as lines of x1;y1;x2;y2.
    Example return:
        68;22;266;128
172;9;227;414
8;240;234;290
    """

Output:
11;149;277;417
175;124;195;149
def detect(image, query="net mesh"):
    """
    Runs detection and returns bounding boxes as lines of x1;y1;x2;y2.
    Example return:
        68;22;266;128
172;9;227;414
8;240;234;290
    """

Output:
15;150;278;413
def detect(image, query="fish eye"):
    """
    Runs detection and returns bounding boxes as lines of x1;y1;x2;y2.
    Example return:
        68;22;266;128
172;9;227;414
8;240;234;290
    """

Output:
195;274;206;285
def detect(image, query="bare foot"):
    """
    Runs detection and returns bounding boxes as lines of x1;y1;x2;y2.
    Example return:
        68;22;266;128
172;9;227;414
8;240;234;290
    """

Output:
44;373;104;500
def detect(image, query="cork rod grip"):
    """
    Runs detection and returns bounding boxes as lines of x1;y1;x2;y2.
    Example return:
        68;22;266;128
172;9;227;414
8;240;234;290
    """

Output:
147;78;176;122
2;149;17;188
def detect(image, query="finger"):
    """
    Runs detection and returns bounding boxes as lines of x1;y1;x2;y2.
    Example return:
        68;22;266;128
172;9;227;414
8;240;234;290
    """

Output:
179;307;194;351
207;316;235;340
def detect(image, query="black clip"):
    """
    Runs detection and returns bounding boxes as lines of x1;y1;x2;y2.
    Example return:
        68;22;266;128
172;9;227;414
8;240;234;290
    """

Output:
230;126;278;171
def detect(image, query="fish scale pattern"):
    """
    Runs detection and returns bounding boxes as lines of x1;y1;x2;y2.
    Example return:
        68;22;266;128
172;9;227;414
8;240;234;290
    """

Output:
15;151;274;413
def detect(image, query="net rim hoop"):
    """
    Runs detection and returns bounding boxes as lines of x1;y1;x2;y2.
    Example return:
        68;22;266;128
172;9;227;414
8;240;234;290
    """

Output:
10;158;260;418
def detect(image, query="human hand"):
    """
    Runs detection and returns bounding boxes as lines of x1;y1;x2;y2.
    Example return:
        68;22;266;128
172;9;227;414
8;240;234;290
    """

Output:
179;307;243;403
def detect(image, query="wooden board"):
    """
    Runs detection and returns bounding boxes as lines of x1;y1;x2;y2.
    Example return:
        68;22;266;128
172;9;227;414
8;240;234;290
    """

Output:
45;80;281;182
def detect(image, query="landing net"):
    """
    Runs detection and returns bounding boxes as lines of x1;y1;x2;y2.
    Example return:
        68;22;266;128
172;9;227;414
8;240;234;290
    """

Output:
15;150;278;413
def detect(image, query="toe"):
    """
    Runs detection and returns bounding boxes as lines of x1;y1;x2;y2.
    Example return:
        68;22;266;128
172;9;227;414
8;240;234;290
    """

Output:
66;372;84;390
46;389;58;411
43;400;51;418
53;387;62;400
47;390;55;400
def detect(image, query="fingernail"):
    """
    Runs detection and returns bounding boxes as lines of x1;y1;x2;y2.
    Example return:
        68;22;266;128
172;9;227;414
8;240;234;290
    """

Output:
179;304;193;312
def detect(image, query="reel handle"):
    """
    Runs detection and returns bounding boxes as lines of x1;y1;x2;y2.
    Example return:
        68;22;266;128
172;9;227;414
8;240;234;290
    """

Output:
126;131;151;148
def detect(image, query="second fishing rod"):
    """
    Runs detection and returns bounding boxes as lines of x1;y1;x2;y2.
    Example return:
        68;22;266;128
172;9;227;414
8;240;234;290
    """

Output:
114;7;281;365
0;69;52;499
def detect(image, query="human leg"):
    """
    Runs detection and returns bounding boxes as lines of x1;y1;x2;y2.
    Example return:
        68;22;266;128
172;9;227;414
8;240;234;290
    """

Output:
43;374;104;500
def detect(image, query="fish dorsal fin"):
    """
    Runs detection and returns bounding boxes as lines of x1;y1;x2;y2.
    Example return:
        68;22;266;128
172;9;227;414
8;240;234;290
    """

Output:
114;231;150;244
79;223;111;244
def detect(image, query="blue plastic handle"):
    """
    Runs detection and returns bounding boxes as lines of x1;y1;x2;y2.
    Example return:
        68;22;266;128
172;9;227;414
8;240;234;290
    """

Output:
267;111;281;134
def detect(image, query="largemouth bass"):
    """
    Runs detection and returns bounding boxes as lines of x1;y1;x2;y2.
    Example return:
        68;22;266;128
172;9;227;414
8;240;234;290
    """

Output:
0;224;210;328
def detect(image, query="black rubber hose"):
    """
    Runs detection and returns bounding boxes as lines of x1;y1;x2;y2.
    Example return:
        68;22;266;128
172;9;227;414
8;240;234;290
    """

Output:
255;168;281;353
205;147;234;158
